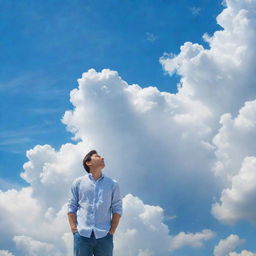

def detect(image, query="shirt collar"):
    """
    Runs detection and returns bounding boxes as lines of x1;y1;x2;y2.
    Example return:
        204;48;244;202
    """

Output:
88;172;104;181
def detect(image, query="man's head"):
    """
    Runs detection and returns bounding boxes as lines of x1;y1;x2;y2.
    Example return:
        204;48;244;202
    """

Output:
83;150;105;173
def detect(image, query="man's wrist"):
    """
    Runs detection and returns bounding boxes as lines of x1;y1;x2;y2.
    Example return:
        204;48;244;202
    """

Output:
71;225;77;232
109;228;115;235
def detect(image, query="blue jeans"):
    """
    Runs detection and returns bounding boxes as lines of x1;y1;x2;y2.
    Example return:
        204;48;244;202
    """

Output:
73;230;113;256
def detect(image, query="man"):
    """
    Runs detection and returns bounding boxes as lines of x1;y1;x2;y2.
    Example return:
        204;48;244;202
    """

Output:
67;150;122;256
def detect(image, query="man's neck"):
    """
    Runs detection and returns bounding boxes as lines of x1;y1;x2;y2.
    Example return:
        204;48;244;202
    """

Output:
90;169;103;181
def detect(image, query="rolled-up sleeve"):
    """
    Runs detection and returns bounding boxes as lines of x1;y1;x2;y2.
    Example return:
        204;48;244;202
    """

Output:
67;179;79;214
111;182;123;216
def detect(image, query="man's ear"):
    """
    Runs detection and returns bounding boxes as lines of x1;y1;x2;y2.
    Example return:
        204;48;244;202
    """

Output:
86;160;91;167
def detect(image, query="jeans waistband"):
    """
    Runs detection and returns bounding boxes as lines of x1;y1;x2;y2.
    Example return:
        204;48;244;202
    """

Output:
90;230;95;238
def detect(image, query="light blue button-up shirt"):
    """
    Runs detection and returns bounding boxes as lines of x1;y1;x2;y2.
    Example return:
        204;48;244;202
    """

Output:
67;173;122;239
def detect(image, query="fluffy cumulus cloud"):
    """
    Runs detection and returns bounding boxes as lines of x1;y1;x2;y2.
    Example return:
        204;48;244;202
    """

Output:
0;186;213;256
229;250;256;256
211;100;256;224
5;139;214;255
116;194;215;255
0;251;15;256
13;235;61;256
160;0;256;119
212;100;256;181
214;234;244;256
212;156;256;224
0;186;73;256
160;0;256;225
61;67;217;209
1;0;256;255
115;194;171;256
170;229;215;250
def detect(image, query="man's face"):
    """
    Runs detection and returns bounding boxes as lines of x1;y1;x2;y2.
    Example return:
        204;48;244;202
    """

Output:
87;153;105;169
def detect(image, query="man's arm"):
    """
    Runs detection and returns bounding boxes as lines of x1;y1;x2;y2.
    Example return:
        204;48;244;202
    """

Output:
110;182;123;235
67;179;79;233
109;213;121;235
67;212;78;233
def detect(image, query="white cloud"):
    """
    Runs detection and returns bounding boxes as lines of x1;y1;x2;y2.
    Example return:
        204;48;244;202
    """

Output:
0;250;15;256
13;236;61;256
190;7;201;16
20;142;92;211
113;193;172;255
160;0;256;120
212;156;256;224
114;194;214;255
212;100;256;181
212;100;256;224
214;234;244;256
229;250;256;256
0;186;73;256
0;189;213;256
160;0;256;225
170;229;215;250
61;68;217;210
211;100;256;224
146;32;157;42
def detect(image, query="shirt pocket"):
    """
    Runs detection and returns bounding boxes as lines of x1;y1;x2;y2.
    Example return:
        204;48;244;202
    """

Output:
98;188;112;206
77;201;89;217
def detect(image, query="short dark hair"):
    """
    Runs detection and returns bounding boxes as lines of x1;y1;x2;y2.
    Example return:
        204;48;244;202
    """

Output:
83;150;97;173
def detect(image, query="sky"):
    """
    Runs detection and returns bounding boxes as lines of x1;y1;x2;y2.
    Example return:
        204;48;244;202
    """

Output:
0;0;222;187
1;0;256;255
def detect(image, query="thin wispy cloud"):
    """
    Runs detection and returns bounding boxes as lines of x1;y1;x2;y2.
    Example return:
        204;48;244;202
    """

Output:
0;72;67;98
146;32;157;42
0;178;22;191
30;108;62;114
0;137;33;146
190;7;201;16
0;124;57;139
0;124;58;154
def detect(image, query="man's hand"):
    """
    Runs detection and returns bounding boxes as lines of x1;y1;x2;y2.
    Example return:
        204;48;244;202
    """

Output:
71;225;78;233
108;230;115;235
68;212;78;233
108;213;121;236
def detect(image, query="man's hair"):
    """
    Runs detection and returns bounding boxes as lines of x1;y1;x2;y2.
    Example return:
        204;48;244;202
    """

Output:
83;150;97;173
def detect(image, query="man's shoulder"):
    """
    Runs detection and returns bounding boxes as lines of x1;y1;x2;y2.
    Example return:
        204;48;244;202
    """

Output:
103;175;119;185
72;175;88;185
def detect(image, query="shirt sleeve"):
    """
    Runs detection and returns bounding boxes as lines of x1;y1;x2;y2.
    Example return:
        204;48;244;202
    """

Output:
111;181;123;216
67;179;79;214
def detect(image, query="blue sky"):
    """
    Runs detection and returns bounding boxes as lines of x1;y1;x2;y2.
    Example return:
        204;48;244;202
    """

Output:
0;0;222;188
2;1;256;256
